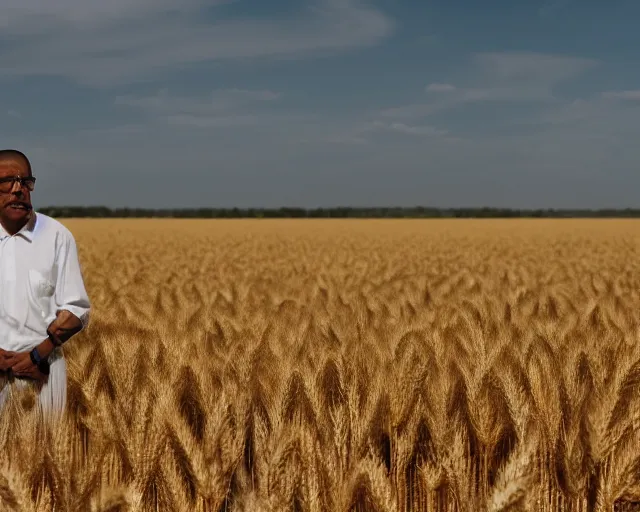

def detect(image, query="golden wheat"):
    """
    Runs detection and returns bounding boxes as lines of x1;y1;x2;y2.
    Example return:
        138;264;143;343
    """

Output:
1;218;640;512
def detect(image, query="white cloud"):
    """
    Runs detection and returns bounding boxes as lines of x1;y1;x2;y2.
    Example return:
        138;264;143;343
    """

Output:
379;86;553;119
426;83;456;93
115;88;280;114
6;109;21;118
330;119;449;144
509;93;640;137
0;0;212;29
378;103;447;119
472;51;596;85
342;52;595;142
601;90;640;101
0;0;394;87
384;122;448;136
113;88;282;129
165;114;259;128
534;98;609;125
379;52;598;120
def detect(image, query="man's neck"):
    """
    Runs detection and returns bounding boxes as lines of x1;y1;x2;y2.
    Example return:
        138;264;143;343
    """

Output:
0;217;29;236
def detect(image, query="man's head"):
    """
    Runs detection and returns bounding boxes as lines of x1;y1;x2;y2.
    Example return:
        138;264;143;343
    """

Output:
0;149;35;233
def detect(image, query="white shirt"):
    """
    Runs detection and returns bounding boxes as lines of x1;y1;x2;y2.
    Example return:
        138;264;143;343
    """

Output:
0;212;91;352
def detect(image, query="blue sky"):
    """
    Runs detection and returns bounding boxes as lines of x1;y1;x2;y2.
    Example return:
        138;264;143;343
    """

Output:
2;0;640;209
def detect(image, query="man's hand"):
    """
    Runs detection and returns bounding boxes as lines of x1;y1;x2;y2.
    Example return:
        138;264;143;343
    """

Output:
0;308;81;379
0;348;13;372
3;350;48;382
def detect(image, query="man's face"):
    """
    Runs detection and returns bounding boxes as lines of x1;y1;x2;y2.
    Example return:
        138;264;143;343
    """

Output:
0;158;33;227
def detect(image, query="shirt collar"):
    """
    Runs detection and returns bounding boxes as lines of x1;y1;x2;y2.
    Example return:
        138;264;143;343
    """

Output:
0;211;37;242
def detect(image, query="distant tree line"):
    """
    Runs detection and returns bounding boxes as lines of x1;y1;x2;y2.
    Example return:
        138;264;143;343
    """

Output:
35;206;640;218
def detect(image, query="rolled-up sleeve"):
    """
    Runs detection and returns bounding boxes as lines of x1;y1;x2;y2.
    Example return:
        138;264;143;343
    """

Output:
53;232;91;329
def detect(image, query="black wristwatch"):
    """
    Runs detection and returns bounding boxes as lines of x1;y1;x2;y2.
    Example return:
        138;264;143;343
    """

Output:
30;348;50;376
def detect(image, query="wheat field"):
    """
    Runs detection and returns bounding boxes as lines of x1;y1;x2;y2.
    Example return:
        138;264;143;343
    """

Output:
1;219;640;512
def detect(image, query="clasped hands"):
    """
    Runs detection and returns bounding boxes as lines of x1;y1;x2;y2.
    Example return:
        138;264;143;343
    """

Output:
0;347;48;381
0;313;80;382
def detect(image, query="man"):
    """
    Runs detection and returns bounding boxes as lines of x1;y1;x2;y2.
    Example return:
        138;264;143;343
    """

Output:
0;149;90;415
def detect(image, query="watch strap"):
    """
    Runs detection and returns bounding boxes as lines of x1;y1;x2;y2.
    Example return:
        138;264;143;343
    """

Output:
30;347;42;365
30;348;51;376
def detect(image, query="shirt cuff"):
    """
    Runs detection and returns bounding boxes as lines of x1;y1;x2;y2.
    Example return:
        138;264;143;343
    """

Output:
55;306;91;329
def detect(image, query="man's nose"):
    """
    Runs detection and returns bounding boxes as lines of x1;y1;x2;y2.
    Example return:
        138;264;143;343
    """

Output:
10;181;24;197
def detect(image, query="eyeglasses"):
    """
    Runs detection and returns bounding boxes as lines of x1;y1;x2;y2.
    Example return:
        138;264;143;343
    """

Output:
0;176;36;193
